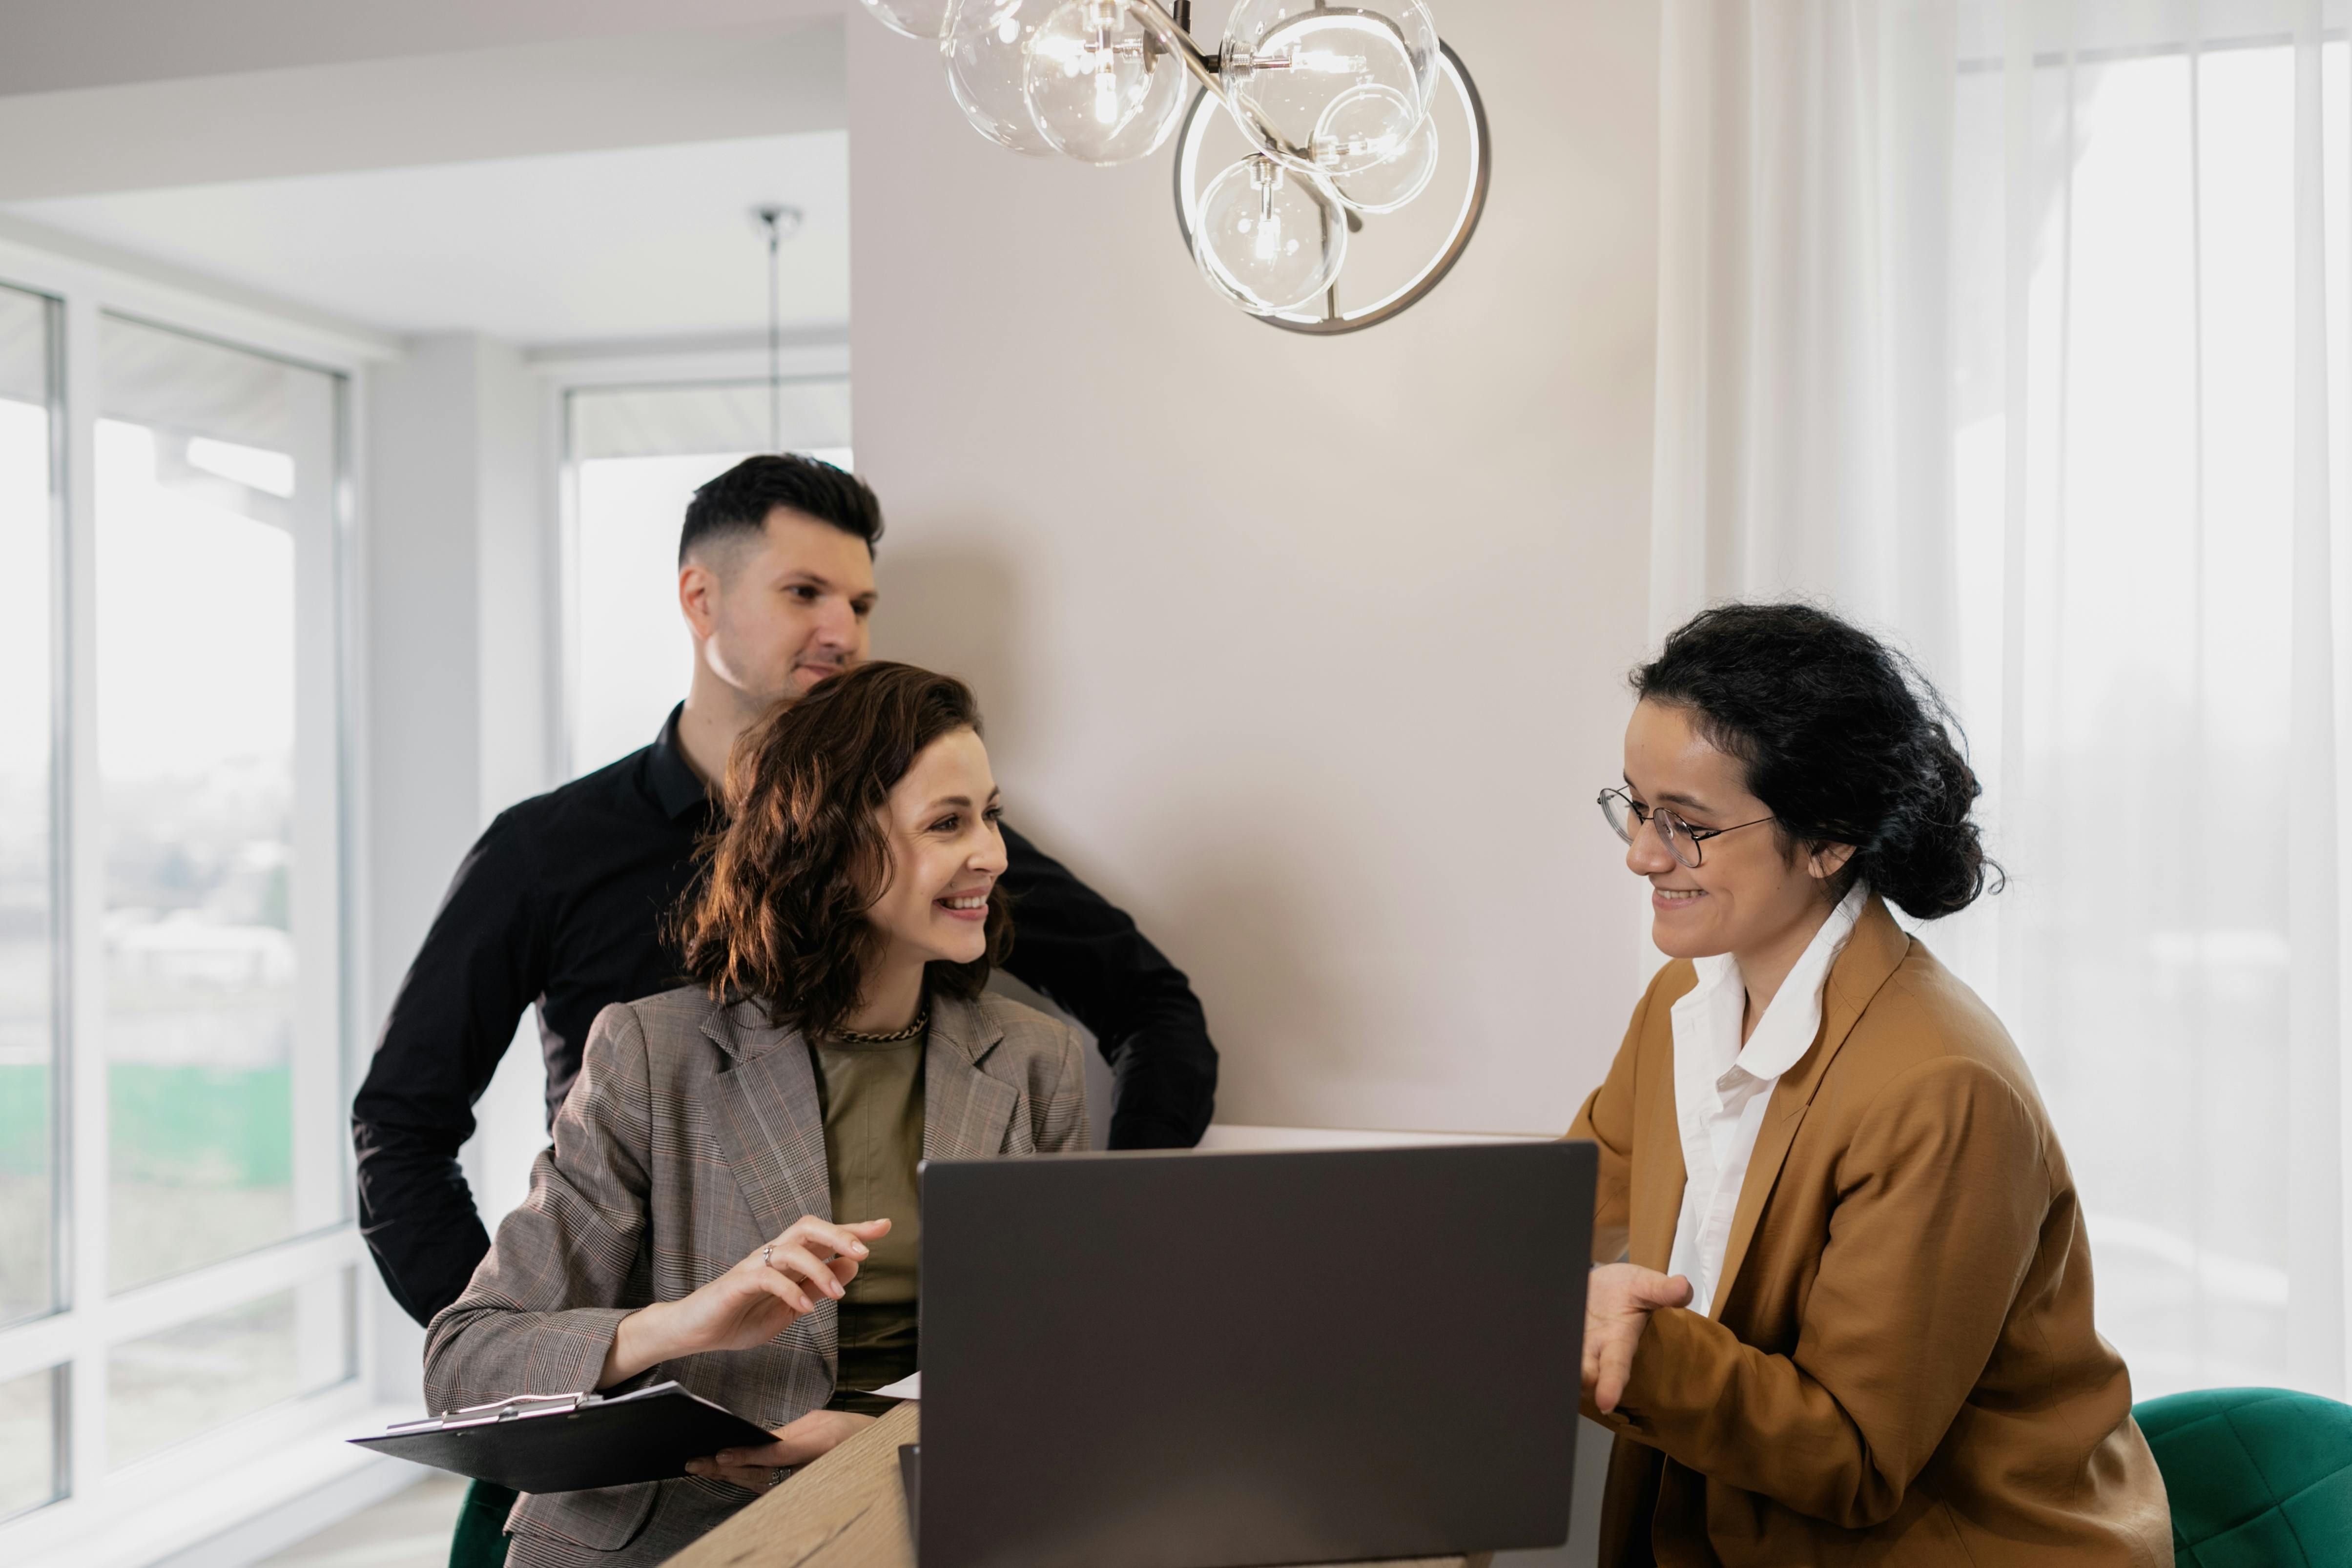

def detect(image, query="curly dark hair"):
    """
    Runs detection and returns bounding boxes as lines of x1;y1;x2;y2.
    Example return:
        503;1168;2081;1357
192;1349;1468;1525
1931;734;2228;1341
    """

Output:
676;661;1012;1033
679;453;883;566
1632;603;2002;920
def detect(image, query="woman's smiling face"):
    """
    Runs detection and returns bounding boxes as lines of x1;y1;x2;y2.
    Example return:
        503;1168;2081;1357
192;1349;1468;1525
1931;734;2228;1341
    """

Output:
863;727;1007;970
1621;699;1844;961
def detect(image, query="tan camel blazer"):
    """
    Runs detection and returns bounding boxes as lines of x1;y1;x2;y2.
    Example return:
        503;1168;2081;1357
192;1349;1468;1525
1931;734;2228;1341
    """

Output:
1567;897;2173;1567
423;985;1087;1568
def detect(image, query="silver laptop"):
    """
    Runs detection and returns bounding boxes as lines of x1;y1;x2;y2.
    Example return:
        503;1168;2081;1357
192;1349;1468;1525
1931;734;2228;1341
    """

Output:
912;1140;1595;1568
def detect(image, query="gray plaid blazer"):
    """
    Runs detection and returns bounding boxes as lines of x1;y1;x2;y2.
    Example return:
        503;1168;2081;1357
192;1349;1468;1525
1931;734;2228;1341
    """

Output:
422;984;1087;1567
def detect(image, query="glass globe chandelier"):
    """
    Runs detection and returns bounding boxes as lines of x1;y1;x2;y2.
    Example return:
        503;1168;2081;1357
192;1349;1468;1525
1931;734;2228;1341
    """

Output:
862;0;1490;332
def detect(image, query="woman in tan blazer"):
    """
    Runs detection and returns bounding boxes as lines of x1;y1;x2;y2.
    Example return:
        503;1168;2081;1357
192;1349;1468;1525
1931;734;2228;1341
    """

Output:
424;664;1087;1567
1573;604;2172;1566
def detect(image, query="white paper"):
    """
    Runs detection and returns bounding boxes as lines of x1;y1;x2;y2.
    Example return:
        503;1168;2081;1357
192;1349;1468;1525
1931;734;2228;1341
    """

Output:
867;1372;920;1401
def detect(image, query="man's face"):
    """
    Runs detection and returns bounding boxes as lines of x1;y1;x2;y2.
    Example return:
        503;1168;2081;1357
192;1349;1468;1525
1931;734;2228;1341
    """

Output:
680;509;877;707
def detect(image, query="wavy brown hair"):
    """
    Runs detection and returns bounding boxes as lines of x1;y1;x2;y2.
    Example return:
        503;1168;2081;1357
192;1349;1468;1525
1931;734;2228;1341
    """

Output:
677;661;1013;1034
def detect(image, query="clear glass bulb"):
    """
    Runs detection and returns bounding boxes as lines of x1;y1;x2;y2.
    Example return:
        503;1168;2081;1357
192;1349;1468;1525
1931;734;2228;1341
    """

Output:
860;0;1001;41
1194;154;1349;314
1022;0;1192;166
1324;84;1439;213
1220;0;1439;177
943;0;1057;154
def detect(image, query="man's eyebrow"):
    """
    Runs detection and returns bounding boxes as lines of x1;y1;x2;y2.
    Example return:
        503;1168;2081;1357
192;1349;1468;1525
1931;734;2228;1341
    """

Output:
780;569;877;597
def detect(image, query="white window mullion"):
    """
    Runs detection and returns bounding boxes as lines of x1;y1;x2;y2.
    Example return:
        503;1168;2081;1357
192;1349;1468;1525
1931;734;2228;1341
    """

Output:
105;1230;361;1356
58;288;106;1513
288;344;345;1250
0;1313;72;1399
0;1229;362;1391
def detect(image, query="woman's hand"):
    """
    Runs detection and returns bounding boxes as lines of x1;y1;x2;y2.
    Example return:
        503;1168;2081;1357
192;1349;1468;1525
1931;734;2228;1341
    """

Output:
598;1217;892;1389
1582;1262;1693;1414
685;1408;876;1492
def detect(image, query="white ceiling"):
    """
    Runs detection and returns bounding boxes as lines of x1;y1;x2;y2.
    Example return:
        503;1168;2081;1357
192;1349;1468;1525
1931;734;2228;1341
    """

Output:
4;131;849;345
0;0;843;97
0;22;846;203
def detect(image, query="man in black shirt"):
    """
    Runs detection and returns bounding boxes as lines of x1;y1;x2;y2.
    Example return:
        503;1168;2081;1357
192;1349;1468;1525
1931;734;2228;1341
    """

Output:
353;454;1217;1333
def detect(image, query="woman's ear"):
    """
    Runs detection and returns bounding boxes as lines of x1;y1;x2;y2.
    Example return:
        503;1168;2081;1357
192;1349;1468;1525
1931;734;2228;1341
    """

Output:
1809;842;1857;881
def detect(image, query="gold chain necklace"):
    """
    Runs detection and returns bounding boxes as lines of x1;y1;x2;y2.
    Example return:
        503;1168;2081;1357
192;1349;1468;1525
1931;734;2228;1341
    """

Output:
831;1007;929;1045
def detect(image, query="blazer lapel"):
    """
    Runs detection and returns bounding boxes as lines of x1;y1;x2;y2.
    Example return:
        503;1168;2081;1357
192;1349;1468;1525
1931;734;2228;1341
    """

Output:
702;1000;833;1238
924;994;1020;1159
1709;897;1911;1318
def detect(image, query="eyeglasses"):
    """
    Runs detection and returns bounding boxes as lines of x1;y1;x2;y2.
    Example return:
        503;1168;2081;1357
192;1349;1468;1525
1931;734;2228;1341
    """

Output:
1597;788;1774;870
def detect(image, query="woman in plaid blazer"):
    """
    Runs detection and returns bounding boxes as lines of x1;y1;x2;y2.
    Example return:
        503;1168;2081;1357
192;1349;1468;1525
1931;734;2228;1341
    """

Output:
423;665;1089;1567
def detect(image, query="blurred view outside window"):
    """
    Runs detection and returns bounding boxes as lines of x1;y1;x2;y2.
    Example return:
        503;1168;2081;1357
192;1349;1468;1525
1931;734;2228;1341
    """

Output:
106;1270;352;1469
0;1366;62;1520
1934;38;2352;1396
98;316;345;1294
567;378;848;777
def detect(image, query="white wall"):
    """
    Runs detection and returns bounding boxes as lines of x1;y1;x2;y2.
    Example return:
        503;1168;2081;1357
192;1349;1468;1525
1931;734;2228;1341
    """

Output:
361;333;559;1397
364;336;494;1038
849;1;1662;1136
364;334;558;1040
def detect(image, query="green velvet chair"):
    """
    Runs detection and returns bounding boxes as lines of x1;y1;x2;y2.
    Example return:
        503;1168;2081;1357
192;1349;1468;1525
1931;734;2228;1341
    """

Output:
2135;1386;2352;1565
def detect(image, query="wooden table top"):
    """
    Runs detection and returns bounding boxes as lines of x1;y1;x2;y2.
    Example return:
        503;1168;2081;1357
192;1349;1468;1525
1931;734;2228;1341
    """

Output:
662;1402;1492;1568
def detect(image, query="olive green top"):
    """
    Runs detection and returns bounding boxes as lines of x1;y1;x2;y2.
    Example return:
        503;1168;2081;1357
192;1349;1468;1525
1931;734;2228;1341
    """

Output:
807;1028;924;1411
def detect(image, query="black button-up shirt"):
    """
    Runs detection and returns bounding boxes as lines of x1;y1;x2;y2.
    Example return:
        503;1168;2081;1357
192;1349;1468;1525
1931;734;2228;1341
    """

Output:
352;706;1217;1327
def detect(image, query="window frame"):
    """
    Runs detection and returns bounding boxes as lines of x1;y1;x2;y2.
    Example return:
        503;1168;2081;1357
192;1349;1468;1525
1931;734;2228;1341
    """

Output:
0;225;397;1559
533;336;849;782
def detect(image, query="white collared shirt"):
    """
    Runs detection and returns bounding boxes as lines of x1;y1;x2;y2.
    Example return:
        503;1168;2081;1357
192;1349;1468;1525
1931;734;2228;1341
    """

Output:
1665;883;1869;1317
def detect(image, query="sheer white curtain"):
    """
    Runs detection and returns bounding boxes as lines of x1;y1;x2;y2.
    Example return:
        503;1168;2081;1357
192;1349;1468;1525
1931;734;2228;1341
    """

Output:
1651;0;2352;1398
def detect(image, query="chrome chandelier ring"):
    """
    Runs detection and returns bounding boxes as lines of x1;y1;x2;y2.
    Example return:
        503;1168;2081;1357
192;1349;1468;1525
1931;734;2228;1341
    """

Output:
1171;41;1491;335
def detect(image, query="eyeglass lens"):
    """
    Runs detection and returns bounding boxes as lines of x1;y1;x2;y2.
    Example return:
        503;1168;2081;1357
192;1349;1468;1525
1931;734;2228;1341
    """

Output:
1599;791;1701;870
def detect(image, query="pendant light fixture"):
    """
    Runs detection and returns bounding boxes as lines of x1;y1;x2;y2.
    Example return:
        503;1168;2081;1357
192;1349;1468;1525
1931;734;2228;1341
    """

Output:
750;204;804;449
856;0;1488;333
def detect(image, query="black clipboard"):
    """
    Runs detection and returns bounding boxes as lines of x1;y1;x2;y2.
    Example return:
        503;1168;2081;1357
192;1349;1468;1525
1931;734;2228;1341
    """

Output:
351;1382;777;1494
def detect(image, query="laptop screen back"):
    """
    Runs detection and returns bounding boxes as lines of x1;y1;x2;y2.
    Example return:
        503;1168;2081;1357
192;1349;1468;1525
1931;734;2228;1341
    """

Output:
917;1141;1595;1568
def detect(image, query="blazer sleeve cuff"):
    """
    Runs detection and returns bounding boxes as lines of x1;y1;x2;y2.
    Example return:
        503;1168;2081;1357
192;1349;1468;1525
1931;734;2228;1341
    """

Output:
540;1307;639;1397
1610;1305;1740;1440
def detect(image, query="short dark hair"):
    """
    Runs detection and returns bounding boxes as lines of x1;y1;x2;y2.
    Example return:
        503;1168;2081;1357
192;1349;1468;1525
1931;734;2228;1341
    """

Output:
675;661;1012;1035
1631;602;2002;920
678;453;884;567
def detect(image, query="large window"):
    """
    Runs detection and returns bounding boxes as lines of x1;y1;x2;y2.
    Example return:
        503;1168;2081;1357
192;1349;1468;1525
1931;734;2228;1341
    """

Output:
1936;32;2352;1400
0;281;358;1544
564;378;849;777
